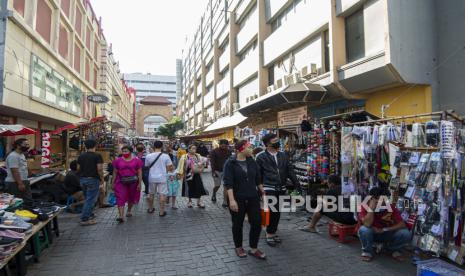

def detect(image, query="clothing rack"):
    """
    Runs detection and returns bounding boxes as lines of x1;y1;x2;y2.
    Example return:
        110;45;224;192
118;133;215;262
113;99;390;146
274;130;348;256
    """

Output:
347;110;465;126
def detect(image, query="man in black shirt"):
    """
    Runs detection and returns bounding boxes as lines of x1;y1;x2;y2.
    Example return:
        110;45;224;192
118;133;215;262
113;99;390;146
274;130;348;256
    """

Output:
63;160;84;213
77;139;104;226
300;175;357;233
210;139;231;206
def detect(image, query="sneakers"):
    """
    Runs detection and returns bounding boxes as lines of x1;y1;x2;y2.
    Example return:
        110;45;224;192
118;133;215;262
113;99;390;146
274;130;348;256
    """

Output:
80;219;97;226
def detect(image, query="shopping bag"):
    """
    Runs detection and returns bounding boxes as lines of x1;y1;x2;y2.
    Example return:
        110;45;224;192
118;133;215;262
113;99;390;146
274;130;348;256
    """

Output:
261;208;270;227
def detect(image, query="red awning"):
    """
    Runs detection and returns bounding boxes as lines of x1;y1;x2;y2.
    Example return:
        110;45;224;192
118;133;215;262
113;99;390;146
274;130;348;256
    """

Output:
51;116;107;135
0;125;37;136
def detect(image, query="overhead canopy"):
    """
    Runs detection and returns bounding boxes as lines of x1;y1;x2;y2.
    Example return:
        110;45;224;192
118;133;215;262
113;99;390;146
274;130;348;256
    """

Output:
51;116;107;135
238;83;326;117
204;112;247;132
178;132;225;140
0;125;37;136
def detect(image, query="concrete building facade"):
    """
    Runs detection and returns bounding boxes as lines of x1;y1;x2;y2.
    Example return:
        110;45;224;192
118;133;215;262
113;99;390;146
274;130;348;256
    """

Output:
0;0;134;152
123;73;177;136
178;0;465;135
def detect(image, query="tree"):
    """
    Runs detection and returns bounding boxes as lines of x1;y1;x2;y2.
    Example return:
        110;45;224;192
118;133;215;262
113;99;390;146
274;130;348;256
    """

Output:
156;117;184;139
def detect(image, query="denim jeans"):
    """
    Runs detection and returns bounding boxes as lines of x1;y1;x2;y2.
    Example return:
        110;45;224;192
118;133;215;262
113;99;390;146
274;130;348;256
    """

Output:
80;177;100;222
358;225;411;255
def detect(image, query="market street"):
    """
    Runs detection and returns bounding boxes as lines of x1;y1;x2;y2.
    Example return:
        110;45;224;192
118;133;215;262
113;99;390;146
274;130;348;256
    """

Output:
28;172;415;276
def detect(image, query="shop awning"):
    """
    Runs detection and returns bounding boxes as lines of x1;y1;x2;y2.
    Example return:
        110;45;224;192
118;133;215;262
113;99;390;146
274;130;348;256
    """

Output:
238;83;326;117
51;116;108;135
178;132;226;140
204;112;247;132
0;125;37;136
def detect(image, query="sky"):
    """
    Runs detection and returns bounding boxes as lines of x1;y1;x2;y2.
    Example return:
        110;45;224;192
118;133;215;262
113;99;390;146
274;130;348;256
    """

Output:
91;0;209;76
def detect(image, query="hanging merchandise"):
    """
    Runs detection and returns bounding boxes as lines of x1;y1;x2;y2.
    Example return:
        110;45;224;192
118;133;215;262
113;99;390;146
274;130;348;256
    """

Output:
412;123;425;147
440;120;456;159
425;121;440;147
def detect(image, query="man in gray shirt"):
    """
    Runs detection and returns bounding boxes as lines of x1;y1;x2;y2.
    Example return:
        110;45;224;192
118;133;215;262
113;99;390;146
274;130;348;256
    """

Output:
5;138;32;202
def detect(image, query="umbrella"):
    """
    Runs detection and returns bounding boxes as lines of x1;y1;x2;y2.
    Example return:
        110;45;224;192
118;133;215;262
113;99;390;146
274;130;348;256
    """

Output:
0;125;37;136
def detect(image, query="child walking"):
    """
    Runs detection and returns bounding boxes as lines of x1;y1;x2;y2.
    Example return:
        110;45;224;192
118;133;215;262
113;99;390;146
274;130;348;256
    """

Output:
167;170;180;209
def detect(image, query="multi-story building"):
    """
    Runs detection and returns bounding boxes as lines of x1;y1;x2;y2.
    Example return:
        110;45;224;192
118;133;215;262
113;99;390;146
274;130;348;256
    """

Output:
123;73;177;136
178;0;465;138
0;0;133;152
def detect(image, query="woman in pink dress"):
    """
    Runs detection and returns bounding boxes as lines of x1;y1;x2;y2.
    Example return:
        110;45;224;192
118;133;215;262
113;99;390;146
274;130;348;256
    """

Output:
111;146;143;223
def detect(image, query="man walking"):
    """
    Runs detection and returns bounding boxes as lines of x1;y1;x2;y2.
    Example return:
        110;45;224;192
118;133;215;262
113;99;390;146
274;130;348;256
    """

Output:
256;133;300;247
77;139;104;226
145;141;174;217
209;139;231;207
5;139;32;204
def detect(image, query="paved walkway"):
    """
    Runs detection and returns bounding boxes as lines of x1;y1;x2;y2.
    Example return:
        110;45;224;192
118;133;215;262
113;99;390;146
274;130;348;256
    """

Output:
28;173;416;276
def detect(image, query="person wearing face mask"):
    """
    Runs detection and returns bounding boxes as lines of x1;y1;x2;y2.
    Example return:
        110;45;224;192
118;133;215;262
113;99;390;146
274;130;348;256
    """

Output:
134;142;149;195
255;133;300;247
111;146;143;223
5;139;32;203
223;140;266;259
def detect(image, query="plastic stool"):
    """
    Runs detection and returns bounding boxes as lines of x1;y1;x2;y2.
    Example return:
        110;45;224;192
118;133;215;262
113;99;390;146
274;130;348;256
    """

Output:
328;221;358;243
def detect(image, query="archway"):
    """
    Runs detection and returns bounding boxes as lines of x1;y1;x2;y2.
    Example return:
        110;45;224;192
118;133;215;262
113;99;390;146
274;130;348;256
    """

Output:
143;115;168;137
136;97;173;136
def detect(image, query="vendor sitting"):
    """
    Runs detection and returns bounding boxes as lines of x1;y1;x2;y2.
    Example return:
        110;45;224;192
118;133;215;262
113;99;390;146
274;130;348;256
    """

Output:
358;187;411;262
63;160;84;213
300;175;357;233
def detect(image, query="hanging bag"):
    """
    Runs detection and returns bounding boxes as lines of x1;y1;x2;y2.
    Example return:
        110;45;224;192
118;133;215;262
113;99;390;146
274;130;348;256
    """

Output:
122;153;162;185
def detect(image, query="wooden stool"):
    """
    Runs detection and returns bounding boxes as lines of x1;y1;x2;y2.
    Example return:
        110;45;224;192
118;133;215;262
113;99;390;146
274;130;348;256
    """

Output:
328;221;358;243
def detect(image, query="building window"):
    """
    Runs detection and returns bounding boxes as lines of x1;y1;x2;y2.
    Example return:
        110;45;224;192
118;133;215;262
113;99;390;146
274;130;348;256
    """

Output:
58;24;69;60
75;7;82;37
323;30;330;73
74;44;81;73
93;67;98;89
13;0;25;17
36;0;52;43
94;36;99;60
86;26;91;50
345;9;365;63
61;0;70;18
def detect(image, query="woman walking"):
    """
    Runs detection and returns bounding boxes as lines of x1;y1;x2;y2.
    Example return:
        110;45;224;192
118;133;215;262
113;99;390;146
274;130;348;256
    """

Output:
111;146;143;223
223;140;266;259
178;144;207;208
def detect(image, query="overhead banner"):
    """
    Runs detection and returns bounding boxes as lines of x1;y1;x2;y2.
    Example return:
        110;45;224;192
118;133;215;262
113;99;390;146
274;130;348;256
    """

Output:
41;132;51;168
277;106;307;127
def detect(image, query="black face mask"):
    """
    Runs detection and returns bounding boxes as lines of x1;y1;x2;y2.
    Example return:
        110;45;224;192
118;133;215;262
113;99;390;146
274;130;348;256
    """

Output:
20;146;30;152
136;147;144;152
271;142;280;150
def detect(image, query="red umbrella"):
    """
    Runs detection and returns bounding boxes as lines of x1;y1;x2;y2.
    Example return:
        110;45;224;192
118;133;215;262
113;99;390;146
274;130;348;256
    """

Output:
0;125;37;136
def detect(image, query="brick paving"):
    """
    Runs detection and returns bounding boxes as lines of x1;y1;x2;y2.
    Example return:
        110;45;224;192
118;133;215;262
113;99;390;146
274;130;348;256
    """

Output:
28;173;417;276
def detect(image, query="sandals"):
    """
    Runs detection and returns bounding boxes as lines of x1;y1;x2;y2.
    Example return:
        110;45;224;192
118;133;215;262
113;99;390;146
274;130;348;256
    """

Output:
299;227;319;233
266;236;277;247
361;252;373;262
197;203;205;209
272;235;282;243
248;249;266;260
147;208;155;214
391;251;405;262
187;203;193;208
126;213;133;218
116;218;124;224
171;206;178;210
159;212;167;217
235;247;247;258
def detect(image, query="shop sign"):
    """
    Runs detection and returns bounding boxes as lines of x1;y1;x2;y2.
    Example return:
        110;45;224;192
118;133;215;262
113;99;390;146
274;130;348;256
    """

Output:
87;94;109;103
41;132;51;168
277;106;307;127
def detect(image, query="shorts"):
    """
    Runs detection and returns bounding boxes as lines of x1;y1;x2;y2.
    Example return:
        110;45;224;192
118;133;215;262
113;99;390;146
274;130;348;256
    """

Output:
213;171;223;187
149;182;168;196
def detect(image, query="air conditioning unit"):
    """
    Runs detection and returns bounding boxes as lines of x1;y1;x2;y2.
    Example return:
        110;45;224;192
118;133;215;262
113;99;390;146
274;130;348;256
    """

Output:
301;63;318;80
274;78;284;89
267;85;274;94
233;103;240;111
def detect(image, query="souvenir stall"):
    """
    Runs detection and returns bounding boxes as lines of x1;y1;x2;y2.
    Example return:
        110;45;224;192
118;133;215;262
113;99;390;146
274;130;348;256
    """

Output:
342;110;465;265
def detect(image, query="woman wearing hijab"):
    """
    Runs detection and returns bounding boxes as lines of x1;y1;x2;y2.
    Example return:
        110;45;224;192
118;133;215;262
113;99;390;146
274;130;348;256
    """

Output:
178;144;207;208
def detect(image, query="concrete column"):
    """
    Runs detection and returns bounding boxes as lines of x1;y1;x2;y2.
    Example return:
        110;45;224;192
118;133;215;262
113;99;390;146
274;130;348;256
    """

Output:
213;38;221;116
228;11;240;116
329;0;346;84
257;0;271;97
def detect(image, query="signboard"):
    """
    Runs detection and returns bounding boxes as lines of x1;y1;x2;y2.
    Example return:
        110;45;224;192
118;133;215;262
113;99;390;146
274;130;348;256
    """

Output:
277;106;307;127
87;94;109;103
41;132;51;168
31;54;82;116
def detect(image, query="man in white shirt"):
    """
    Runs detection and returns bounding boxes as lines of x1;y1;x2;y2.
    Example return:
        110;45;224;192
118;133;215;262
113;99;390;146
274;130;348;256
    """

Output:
145;140;174;217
